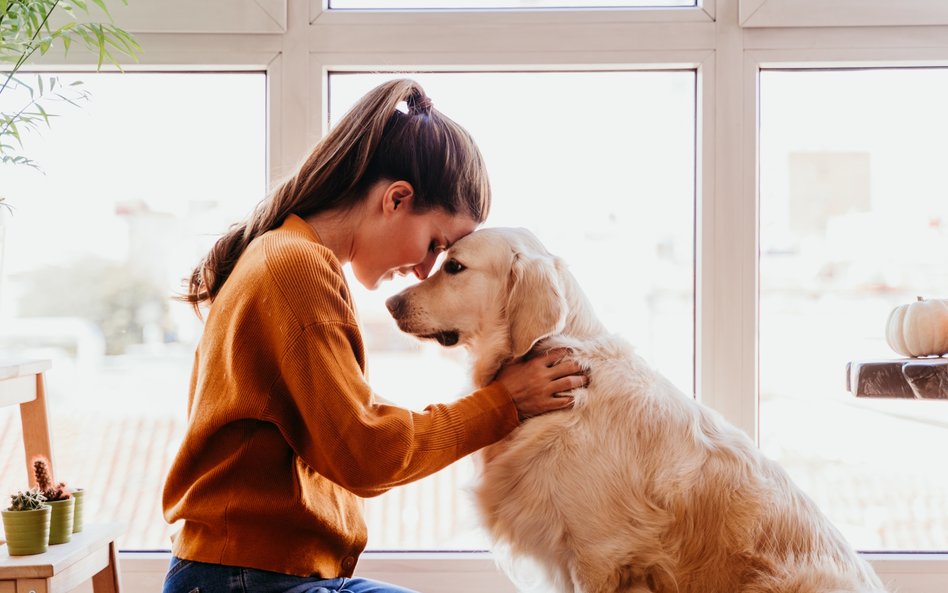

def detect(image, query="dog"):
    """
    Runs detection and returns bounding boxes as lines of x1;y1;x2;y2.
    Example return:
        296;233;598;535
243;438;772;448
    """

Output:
385;227;888;593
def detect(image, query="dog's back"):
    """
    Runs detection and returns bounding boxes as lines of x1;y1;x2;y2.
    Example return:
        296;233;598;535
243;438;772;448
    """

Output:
475;334;887;593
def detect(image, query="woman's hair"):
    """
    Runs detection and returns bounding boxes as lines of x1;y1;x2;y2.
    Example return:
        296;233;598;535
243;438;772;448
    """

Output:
182;78;491;314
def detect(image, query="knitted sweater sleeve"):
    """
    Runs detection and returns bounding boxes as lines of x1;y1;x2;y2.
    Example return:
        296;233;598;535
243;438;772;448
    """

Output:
265;321;518;497
260;235;520;498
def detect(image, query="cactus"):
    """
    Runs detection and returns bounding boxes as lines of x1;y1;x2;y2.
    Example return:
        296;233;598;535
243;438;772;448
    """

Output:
32;456;72;502
7;489;47;511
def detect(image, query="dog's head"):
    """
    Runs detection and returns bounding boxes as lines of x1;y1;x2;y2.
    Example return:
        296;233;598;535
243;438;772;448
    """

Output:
385;227;569;361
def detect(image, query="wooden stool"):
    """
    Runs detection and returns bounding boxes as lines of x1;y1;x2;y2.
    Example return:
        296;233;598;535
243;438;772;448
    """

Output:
0;523;123;593
0;360;123;592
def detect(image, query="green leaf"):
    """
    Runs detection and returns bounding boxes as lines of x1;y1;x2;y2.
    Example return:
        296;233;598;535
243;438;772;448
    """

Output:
94;25;104;69
1;0;141;169
89;0;113;21
56;92;84;109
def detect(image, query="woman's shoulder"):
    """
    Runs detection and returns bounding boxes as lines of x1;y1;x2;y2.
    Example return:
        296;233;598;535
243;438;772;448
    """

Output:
250;220;354;323
257;222;342;280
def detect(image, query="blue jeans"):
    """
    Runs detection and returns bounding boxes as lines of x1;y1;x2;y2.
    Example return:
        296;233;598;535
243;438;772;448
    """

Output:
162;557;421;593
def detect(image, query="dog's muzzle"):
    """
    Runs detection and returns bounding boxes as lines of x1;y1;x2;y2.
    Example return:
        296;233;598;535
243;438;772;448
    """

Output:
385;294;408;320
384;295;460;346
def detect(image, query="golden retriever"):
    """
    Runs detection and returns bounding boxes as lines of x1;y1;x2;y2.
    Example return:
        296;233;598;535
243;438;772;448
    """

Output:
385;227;888;593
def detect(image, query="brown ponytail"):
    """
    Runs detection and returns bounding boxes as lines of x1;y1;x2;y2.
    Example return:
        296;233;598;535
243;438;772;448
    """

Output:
182;78;491;315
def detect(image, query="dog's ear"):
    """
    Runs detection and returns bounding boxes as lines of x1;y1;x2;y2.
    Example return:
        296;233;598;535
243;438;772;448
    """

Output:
506;252;568;358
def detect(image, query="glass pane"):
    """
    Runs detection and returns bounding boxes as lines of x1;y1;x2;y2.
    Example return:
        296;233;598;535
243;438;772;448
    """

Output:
0;72;266;550
330;70;695;549
759;68;948;551
330;0;693;8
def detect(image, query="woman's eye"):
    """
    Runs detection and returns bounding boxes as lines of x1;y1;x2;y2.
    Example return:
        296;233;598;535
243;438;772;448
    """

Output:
429;241;446;254
444;259;465;275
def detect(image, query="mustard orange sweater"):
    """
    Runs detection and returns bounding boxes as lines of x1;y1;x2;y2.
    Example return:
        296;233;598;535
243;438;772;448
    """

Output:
162;214;519;578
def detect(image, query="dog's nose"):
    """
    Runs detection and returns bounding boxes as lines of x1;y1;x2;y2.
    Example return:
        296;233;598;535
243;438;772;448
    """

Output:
385;294;407;319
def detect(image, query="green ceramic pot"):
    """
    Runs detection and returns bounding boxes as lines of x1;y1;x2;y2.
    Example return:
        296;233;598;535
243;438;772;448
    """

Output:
70;489;84;533
1;506;51;556
47;497;75;545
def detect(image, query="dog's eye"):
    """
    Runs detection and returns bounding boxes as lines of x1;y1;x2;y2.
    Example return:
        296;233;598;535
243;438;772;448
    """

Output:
443;259;465;275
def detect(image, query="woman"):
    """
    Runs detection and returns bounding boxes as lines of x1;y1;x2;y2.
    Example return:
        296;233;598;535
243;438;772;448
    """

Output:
161;79;586;593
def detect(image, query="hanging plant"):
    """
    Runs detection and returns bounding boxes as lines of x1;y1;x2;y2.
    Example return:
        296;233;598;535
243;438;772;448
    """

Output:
1;0;141;175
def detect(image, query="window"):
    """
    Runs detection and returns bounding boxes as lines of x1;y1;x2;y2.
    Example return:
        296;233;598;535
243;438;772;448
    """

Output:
329;70;696;548
6;0;948;590
759;68;948;550
330;0;694;8
0;72;267;550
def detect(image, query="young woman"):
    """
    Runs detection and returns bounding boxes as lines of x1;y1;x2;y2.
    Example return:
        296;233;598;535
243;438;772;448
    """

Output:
160;79;585;593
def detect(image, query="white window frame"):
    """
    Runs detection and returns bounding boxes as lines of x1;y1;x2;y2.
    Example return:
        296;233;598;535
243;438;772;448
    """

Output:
740;0;948;28
49;0;288;33
20;0;948;591
310;1;715;25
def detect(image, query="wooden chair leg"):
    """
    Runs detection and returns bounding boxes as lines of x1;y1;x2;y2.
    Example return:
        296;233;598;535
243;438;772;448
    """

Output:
19;371;54;487
90;542;121;593
14;579;48;593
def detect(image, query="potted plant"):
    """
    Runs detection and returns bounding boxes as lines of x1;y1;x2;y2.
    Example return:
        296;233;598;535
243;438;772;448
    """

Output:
70;486;84;533
32;456;74;544
1;488;51;556
1;1;140;296
1;0;141;172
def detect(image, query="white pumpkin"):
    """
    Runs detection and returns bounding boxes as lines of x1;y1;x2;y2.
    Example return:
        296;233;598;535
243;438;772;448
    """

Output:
885;297;948;358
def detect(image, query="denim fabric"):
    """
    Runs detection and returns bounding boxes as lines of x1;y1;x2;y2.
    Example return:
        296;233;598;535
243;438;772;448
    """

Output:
162;557;420;593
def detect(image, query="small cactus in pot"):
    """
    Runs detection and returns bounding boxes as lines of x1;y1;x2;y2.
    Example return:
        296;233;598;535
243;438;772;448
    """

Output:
32;457;74;545
9;489;47;511
2;489;51;556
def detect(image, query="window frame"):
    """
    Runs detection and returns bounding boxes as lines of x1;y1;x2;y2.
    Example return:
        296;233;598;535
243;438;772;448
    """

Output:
115;551;948;593
50;0;288;33
310;1;715;25
740;0;948;28
14;0;948;590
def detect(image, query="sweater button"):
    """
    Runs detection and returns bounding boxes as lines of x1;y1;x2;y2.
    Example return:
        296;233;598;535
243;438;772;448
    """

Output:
342;556;355;570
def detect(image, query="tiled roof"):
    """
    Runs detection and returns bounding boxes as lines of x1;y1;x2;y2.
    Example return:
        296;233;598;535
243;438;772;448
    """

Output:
3;407;947;552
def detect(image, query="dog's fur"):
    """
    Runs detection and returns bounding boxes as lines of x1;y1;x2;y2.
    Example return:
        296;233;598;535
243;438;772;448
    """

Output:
386;227;888;593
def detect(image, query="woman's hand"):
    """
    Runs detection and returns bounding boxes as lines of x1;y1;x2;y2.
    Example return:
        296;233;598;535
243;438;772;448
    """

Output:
493;348;587;421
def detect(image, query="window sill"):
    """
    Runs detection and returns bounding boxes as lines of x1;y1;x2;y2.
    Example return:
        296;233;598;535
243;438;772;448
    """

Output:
114;550;948;593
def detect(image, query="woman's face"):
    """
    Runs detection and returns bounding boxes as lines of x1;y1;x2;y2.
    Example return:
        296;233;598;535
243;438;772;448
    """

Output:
352;182;479;290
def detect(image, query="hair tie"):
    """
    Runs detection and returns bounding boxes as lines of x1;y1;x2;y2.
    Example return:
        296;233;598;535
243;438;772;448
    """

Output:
407;93;434;115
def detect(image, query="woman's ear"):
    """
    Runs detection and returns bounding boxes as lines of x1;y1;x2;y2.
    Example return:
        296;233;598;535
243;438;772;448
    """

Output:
382;180;415;214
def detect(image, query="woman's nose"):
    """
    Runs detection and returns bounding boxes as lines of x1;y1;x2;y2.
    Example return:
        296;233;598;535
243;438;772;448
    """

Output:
412;261;432;280
412;252;438;280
